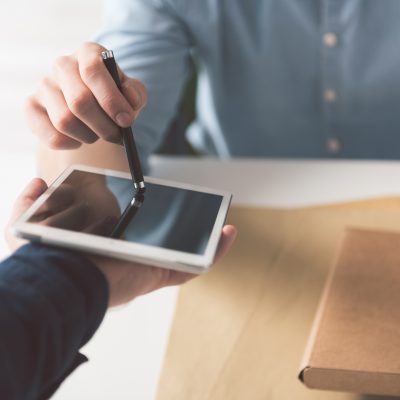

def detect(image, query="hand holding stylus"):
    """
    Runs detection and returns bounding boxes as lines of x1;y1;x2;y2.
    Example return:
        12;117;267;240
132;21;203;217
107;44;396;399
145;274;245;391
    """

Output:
102;50;146;191
25;42;148;149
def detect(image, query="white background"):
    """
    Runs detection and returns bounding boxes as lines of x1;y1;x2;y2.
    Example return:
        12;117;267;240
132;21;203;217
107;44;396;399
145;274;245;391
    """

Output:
0;0;103;254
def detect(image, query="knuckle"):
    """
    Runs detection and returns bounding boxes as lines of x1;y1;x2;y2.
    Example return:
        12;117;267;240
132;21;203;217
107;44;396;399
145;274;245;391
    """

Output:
53;110;76;132
68;90;93;115
80;60;102;82
80;41;95;51
80;41;104;52
99;94;119;114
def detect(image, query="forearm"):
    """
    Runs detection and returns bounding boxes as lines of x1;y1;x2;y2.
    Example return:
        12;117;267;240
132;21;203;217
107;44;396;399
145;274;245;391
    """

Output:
0;244;108;400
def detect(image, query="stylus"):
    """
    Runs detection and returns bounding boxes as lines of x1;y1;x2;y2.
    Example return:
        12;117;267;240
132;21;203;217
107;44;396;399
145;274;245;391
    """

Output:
101;50;146;193
110;192;145;238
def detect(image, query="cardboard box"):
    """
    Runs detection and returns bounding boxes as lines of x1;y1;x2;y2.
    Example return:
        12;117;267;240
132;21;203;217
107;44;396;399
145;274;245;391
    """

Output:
299;228;400;396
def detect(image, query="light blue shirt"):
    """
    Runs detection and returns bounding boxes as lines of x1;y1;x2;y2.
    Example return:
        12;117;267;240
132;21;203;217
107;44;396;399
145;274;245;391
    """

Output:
97;0;400;160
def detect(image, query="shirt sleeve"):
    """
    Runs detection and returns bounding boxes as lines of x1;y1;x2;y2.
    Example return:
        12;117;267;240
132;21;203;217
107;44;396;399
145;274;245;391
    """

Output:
96;0;193;166
0;243;109;400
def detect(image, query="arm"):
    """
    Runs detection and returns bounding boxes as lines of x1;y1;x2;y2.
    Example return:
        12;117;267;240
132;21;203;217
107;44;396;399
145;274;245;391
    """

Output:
1;178;236;399
26;0;193;180
0;244;108;400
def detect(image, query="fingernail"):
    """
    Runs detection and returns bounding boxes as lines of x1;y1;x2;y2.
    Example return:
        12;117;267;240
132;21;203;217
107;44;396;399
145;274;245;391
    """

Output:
116;112;132;127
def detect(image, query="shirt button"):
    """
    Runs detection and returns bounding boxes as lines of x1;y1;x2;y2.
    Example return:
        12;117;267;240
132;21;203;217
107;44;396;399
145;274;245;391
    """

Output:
326;137;341;154
323;89;337;102
323;32;338;47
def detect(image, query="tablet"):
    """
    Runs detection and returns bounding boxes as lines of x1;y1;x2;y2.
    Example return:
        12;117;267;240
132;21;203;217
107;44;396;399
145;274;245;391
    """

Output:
13;165;232;274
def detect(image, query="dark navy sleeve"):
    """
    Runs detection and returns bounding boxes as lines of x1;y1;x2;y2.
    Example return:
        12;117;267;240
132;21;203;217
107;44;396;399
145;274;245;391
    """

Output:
0;243;109;400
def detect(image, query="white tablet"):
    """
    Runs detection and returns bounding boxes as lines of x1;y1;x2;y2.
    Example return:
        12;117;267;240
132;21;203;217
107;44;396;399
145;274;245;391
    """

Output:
13;165;232;274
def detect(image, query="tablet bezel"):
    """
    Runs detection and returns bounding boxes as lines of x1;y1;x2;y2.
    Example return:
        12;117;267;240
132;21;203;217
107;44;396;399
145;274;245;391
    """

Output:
13;165;232;274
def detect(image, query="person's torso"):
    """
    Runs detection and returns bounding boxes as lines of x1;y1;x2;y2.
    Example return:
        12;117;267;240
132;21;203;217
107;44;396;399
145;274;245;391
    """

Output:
181;0;400;158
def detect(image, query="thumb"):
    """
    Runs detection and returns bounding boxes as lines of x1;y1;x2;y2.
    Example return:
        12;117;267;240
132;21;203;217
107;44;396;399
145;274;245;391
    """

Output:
13;178;48;218
5;178;48;251
214;225;238;263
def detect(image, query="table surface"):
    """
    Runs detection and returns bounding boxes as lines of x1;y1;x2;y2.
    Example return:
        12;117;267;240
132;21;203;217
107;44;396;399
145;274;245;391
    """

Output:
2;154;400;399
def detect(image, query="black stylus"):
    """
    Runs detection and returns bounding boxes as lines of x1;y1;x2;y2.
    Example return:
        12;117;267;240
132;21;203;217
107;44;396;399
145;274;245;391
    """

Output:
110;192;145;238
102;50;146;193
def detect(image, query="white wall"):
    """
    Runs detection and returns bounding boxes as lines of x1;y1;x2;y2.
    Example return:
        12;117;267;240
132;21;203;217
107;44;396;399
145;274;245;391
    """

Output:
0;0;102;151
0;1;102;256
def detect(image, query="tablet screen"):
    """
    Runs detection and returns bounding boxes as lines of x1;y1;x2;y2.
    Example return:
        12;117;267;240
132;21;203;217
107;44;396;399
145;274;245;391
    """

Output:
28;170;224;255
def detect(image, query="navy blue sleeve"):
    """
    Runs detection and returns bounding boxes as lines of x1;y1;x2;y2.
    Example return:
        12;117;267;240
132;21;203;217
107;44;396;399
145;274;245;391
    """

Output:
0;243;109;400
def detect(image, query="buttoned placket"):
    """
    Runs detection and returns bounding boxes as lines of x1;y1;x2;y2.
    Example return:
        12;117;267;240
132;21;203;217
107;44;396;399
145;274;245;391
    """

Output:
321;0;342;156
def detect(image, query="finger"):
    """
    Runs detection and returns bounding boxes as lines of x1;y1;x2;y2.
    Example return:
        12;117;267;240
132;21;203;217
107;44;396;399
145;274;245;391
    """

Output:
25;95;82;149
30;183;76;222
37;77;99;145
54;56;121;143
159;225;238;287
162;270;197;287
5;178;48;251
13;178;48;219
77;42;144;128
119;79;148;122
214;224;238;263
119;72;148;113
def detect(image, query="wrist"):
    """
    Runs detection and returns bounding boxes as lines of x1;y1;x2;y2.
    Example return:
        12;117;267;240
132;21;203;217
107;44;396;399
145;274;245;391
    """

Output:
87;255;146;307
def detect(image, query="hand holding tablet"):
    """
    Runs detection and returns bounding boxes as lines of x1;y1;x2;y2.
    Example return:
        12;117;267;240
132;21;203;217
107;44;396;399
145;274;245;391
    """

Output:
7;175;236;306
13;165;234;273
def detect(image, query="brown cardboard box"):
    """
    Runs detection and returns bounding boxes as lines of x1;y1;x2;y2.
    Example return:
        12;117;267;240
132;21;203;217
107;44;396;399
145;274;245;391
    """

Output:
300;228;400;396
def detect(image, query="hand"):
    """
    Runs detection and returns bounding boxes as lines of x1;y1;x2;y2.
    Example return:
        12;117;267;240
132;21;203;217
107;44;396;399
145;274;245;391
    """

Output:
24;42;148;150
6;178;49;251
91;224;237;307
6;179;238;307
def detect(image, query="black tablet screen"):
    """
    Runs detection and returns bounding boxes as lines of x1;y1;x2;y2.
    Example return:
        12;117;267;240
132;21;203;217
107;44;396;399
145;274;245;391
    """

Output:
28;170;224;255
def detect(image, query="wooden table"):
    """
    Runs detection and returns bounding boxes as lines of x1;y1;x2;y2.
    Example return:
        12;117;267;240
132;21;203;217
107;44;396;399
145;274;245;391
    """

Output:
52;156;400;400
3;154;400;399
